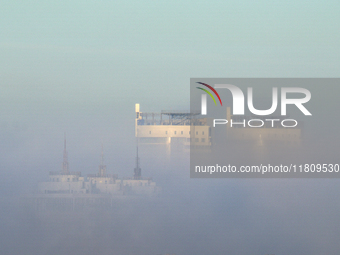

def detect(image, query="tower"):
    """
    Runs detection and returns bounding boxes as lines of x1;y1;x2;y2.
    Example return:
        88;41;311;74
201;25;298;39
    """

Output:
133;146;141;180
62;133;69;175
98;143;107;177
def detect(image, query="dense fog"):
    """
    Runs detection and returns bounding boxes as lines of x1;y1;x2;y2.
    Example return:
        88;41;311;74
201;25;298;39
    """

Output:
1;0;340;254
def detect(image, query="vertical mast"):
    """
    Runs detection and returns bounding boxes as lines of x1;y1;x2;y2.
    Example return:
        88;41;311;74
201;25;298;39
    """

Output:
62;133;69;174
98;141;106;177
134;145;141;180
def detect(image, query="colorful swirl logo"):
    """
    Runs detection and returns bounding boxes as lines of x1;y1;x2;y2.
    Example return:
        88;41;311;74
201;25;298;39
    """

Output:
196;82;222;106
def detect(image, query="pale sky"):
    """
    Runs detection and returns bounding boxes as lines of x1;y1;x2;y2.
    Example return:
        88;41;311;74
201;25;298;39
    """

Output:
1;0;339;112
1;1;340;254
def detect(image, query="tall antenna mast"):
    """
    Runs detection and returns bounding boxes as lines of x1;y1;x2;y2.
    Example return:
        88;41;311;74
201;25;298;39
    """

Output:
98;141;106;177
101;142;104;165
134;145;141;180
62;133;69;174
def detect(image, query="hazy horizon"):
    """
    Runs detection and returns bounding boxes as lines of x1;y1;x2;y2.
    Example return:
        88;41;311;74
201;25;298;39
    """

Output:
1;0;340;254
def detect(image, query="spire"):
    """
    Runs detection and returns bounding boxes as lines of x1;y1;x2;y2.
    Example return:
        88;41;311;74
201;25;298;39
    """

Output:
101;142;104;166
98;141;106;177
62;133;69;175
134;146;141;180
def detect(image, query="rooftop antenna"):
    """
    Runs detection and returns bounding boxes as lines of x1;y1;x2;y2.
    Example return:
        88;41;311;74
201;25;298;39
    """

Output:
98;141;106;177
101;142;104;165
134;145;141;180
62;133;69;175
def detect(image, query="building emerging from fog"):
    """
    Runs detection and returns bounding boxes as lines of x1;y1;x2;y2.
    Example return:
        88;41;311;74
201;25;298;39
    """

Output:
135;103;211;147
37;136;159;196
135;104;302;148
38;136;87;194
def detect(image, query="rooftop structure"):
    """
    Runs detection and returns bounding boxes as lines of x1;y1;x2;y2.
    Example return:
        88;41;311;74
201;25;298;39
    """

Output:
62;133;69;175
38;137;160;197
135;103;211;147
134;146;141;180
135;104;302;148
